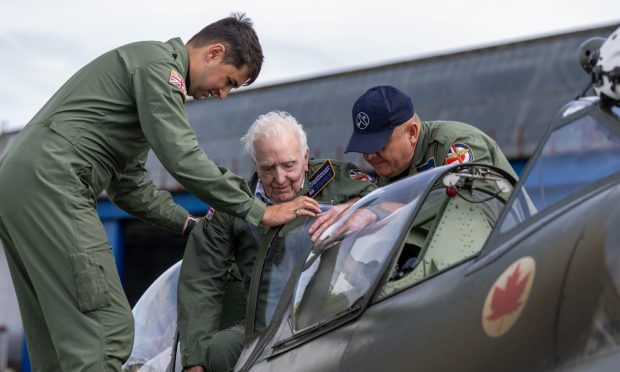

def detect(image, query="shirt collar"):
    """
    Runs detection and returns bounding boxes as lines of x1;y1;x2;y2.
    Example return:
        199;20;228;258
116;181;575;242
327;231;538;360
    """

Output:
254;176;306;205
254;181;274;205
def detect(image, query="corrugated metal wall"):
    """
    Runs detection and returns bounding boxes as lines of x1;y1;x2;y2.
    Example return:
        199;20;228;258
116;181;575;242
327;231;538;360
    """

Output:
3;25;617;190
141;24;617;190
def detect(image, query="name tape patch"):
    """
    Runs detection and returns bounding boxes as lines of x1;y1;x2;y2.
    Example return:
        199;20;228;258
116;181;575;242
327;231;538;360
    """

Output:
417;158;436;172
307;160;336;199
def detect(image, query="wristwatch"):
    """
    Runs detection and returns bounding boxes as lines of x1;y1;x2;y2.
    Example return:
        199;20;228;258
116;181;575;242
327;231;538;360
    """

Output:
184;216;199;237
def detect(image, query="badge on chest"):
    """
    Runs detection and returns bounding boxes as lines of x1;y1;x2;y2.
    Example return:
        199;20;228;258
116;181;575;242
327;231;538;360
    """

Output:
307;160;336;198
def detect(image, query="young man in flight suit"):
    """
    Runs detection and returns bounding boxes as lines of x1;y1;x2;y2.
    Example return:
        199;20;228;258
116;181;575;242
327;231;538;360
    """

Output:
177;111;376;372
0;14;318;372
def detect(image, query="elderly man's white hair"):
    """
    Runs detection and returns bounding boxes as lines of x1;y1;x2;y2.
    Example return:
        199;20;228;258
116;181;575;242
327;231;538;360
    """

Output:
241;110;309;162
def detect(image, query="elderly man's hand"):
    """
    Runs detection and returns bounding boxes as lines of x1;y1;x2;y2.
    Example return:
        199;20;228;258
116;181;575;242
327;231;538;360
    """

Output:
261;196;321;226
308;199;358;242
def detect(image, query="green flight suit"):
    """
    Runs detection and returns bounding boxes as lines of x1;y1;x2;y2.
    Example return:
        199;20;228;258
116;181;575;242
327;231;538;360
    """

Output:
375;120;517;186
0;38;265;372
177;159;376;371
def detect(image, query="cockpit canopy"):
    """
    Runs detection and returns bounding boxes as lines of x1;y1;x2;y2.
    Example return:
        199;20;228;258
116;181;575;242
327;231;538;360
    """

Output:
252;164;516;335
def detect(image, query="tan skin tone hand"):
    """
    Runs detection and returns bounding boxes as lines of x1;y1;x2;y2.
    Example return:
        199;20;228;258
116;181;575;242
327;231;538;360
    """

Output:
310;201;405;241
330;208;378;238
261;196;321;226
308;199;359;242
185;366;205;372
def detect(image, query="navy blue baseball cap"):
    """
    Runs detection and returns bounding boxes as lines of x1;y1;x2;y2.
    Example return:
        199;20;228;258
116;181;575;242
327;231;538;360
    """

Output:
345;85;414;154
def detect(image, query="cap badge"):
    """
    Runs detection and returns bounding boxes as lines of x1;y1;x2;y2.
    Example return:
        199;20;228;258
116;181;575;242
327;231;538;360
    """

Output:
356;112;370;130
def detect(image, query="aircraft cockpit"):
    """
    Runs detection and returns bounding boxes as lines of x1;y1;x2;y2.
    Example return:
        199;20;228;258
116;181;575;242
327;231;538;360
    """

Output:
239;164;517;368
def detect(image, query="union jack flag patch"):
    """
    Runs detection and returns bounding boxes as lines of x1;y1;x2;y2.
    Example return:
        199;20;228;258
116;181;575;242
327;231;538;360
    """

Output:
445;143;474;165
206;207;215;221
349;169;374;182
168;69;187;100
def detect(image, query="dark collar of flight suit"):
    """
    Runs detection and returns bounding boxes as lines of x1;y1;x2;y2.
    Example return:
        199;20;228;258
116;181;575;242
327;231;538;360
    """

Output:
167;38;190;85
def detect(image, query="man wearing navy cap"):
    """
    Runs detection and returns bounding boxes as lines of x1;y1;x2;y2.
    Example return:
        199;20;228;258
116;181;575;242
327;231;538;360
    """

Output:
346;85;516;186
308;85;516;241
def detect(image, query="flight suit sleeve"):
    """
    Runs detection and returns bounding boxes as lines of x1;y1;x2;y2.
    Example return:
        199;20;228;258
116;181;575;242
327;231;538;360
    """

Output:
106;157;188;233
131;61;266;226
329;162;378;202
178;212;235;367
441;135;517;179
444;135;495;166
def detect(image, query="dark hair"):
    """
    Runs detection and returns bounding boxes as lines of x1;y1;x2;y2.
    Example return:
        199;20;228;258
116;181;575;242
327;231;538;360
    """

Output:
188;12;263;86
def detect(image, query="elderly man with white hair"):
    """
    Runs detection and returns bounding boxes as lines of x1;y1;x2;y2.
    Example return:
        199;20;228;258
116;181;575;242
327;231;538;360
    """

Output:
177;110;376;372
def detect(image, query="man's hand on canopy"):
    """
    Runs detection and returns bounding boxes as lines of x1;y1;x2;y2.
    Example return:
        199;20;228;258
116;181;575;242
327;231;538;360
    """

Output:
308;199;357;242
309;201;405;242
311;207;378;242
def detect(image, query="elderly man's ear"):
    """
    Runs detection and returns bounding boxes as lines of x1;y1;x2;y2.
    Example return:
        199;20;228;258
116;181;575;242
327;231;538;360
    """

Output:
304;148;310;171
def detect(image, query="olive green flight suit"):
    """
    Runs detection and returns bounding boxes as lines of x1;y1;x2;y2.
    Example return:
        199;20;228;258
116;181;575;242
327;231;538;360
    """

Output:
375;120;517;186
177;159;376;371
0;38;265;371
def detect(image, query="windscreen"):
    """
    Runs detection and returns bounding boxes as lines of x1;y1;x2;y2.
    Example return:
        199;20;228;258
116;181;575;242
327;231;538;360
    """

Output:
500;113;620;233
289;168;446;332
252;166;445;332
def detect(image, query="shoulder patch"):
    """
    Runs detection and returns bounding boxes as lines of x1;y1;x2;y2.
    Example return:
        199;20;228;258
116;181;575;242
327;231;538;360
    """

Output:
445;143;474;165
205;207;215;221
307;160;336;199
168;69;187;101
349;169;374;182
416;158;436;173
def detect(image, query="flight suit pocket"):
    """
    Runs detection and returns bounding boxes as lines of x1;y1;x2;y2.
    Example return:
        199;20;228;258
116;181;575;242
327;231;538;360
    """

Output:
69;252;112;312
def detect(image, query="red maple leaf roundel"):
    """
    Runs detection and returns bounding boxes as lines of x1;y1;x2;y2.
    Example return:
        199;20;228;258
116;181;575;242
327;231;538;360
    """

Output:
486;264;531;321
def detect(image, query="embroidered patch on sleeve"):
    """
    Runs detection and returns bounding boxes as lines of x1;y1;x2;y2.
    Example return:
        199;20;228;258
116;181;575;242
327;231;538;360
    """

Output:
168;69;187;101
349;169;374;182
205;207;215;221
445;143;474;165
